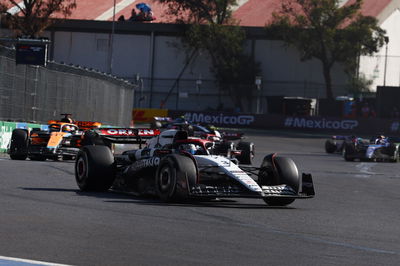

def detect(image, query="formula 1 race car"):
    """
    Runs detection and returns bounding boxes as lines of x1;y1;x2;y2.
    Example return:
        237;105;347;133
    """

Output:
342;135;400;162
8;120;101;161
146;128;253;165
75;128;315;206
325;135;355;153
151;116;254;164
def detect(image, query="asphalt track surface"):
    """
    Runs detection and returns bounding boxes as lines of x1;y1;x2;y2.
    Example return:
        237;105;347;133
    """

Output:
0;130;399;266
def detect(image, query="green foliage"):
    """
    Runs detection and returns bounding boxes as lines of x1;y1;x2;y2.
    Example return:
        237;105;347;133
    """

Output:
348;73;373;95
157;0;260;110
0;0;76;37
157;0;237;24
268;0;386;99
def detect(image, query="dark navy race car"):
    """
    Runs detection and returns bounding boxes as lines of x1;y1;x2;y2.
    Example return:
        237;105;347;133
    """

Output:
342;135;400;162
324;135;356;154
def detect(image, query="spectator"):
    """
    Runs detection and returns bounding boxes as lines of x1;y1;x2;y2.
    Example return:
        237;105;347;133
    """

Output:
146;10;155;21
361;103;370;118
137;9;146;21
343;101;354;118
391;107;400;118
118;15;125;21
369;107;377;117
129;8;138;21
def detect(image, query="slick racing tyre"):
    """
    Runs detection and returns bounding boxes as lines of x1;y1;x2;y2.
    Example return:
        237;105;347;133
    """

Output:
215;141;235;155
9;129;29;160
258;155;300;206
388;144;400;163
75;145;115;191
325;139;337;153
343;143;355;161
236;142;255;165
155;154;197;202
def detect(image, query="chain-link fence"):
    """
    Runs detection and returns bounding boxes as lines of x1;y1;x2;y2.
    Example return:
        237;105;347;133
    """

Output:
130;76;348;113
0;45;135;126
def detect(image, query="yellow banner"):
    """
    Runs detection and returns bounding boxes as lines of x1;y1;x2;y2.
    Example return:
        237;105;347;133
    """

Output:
132;108;168;123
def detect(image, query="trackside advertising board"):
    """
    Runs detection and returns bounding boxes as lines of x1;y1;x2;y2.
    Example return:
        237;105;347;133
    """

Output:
168;110;400;134
132;108;168;123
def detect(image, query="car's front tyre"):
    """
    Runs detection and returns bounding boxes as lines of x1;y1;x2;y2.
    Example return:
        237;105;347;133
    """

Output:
75;146;115;191
155;154;197;202
258;155;300;206
9;129;29;160
236;141;255;165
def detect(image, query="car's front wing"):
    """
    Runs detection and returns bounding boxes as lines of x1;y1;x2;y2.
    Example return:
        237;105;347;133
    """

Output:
189;173;315;199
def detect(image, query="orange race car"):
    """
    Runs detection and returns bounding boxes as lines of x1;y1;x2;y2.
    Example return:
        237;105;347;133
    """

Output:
8;119;101;161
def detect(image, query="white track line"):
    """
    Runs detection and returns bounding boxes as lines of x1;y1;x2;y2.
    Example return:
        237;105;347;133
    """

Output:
0;255;71;266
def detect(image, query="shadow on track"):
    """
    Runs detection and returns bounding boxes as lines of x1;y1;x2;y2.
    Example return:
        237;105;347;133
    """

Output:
19;187;295;210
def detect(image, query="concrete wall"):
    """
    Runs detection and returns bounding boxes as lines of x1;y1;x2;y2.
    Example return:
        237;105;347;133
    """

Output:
45;21;349;112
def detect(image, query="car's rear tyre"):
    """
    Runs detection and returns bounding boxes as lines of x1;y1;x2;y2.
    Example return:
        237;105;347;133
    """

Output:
215;141;235;155
343;143;355;161
75;145;115;191
81;130;106;146
325;139;337;153
259;155;299;206
236;142;255;165
388;144;399;163
9;129;29;160
155;154;197;202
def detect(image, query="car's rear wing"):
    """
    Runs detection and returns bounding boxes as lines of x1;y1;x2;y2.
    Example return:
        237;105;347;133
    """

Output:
75;121;102;130
221;131;244;141
154;116;173;122
95;128;161;144
48;120;102;130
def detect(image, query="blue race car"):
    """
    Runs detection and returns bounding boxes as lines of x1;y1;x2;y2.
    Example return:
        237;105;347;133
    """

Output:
324;135;356;154
342;135;400;162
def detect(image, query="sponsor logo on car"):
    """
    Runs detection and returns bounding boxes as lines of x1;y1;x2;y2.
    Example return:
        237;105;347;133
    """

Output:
128;157;160;172
101;129;160;136
284;117;358;130
184;113;254;126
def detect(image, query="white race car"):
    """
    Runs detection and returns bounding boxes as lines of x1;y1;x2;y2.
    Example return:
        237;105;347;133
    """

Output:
75;128;315;206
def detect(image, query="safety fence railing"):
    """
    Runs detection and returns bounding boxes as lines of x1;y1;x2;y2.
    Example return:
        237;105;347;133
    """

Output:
0;45;136;127
127;76;349;113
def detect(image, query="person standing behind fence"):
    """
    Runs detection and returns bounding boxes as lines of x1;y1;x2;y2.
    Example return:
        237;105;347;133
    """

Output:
129;8;138;21
361;103;370;118
137;9;146;21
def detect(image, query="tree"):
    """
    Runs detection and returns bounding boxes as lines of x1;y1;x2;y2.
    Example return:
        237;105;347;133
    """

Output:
267;0;386;99
0;0;76;38
157;0;260;111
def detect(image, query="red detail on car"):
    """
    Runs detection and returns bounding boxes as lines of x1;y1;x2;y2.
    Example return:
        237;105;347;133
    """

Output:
99;128;161;136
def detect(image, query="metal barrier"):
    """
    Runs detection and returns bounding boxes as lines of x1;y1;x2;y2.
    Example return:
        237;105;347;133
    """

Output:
0;45;136;126
128;76;348;113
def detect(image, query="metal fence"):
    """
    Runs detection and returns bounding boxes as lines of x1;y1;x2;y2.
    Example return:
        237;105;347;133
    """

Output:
0;45;135;126
130;76;348;114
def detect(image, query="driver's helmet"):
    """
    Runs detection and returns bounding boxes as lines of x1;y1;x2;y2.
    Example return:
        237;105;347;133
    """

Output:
375;135;386;144
63;125;75;132
179;143;197;155
174;116;187;124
